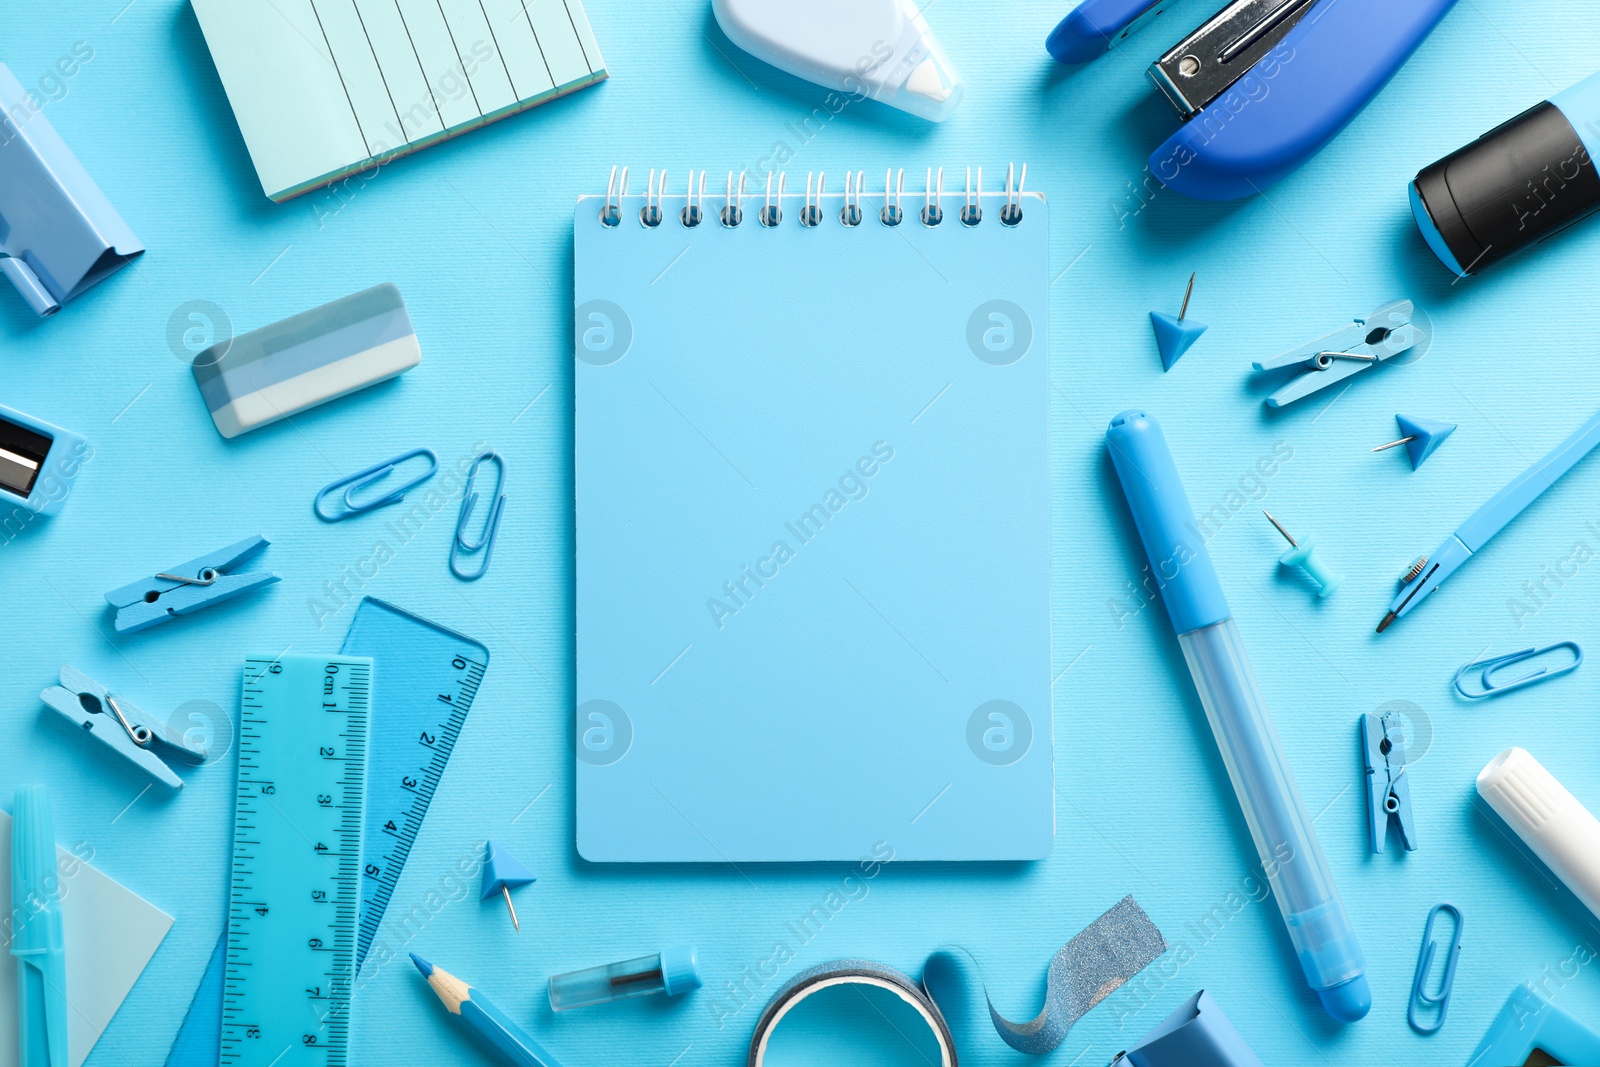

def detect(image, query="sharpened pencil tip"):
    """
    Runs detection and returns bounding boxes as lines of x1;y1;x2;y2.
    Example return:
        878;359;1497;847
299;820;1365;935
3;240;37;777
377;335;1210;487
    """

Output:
1376;612;1396;634
410;953;433;977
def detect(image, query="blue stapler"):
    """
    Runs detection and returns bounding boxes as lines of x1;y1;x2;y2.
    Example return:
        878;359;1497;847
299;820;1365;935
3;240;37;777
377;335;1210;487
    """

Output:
106;535;280;634
0;64;144;316
1361;711;1416;853
1048;0;1460;200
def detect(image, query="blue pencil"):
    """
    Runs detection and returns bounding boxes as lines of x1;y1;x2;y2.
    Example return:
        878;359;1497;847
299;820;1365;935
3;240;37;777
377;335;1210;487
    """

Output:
411;954;565;1067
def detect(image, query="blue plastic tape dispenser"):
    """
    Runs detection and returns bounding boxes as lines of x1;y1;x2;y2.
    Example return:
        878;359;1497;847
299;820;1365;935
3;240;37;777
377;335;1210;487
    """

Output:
1048;0;1460;200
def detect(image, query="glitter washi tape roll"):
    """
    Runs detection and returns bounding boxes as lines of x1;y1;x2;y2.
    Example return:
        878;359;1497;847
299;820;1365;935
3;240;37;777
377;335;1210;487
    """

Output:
747;895;1169;1065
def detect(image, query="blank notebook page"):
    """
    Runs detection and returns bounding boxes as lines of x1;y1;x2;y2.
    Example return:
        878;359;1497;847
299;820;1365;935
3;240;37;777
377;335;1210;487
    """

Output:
574;174;1052;862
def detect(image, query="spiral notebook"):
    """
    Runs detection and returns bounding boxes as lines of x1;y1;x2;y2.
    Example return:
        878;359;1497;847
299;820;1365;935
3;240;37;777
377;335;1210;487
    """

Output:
574;167;1052;862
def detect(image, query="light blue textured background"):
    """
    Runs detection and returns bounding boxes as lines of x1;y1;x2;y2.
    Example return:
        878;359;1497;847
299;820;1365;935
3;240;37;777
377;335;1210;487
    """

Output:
4;2;1600;1065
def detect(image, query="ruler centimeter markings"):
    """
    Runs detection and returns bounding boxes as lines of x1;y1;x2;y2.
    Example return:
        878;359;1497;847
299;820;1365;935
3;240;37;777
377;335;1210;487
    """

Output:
224;655;371;1067
341;597;488;972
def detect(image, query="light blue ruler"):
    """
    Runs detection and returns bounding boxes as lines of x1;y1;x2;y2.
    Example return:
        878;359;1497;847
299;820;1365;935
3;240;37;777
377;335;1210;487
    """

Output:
341;597;487;970
223;654;371;1067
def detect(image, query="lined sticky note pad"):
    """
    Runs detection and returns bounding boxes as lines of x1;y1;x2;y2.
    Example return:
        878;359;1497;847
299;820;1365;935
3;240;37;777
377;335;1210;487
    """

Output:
190;0;607;201
193;283;421;438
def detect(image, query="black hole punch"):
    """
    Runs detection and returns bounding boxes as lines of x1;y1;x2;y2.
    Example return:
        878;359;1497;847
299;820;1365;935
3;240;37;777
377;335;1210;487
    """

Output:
759;204;782;227
960;203;981;227
721;204;744;227
799;205;822;227
144;589;160;603
79;692;103;715
921;204;944;227
1366;326;1391;346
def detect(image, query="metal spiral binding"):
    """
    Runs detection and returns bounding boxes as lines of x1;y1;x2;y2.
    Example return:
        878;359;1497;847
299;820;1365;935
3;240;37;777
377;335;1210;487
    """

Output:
601;165;1029;231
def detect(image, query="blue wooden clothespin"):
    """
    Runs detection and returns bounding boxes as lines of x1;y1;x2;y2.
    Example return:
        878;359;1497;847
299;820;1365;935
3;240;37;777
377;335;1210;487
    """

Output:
105;535;280;634
1362;711;1417;853
39;666;206;788
481;840;536;933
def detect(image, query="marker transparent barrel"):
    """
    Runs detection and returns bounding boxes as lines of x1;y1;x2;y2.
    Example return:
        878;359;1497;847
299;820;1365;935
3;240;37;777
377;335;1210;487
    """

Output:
1178;618;1369;1020
548;946;700;1011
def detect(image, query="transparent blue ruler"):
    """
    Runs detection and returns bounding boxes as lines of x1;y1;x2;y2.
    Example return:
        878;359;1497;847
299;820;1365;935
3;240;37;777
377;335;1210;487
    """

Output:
341;597;487;971
223;654;371;1067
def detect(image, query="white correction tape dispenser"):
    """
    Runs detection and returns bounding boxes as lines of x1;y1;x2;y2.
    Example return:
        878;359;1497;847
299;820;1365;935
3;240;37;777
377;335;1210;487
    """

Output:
712;0;965;122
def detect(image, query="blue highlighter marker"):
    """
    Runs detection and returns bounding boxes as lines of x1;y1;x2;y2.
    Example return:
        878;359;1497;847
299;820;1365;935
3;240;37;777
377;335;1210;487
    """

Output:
1107;411;1370;1023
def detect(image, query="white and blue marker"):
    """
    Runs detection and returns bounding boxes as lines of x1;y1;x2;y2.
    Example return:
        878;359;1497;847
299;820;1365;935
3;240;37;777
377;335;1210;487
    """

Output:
1107;410;1370;1023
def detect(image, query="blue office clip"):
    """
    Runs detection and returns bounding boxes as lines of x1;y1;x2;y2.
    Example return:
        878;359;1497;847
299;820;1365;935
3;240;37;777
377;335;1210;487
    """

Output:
40;666;206;789
1361;711;1416;854
1453;642;1582;700
0;403;87;516
0;64;144;317
105;535;281;634
314;448;437;522
1408;903;1462;1034
451;452;506;581
1253;300;1429;408
481;840;535;933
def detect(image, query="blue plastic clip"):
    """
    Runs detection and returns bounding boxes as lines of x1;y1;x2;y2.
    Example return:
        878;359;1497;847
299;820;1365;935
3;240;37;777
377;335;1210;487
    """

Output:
105;535;281;634
1453;642;1582;700
1409;903;1462;1034
0;64;144;316
314;448;437;522
1361;711;1416;853
450;452;506;581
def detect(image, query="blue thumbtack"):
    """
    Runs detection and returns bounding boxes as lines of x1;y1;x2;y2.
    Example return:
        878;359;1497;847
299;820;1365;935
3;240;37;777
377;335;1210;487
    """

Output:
1373;415;1456;470
1150;272;1207;371
1263;510;1342;598
480;840;535;933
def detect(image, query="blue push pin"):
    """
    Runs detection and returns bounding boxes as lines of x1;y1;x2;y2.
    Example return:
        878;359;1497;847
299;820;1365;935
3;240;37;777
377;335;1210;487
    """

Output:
1150;272;1208;371
481;840;536;933
1373;415;1456;470
1263;510;1342;598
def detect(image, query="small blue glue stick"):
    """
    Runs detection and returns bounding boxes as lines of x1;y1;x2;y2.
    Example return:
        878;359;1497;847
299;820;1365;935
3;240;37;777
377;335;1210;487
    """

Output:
1107;411;1370;1023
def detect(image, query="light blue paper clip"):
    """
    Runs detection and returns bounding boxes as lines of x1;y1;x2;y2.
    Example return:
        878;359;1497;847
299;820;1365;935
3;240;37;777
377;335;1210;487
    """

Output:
1408;903;1462;1034
1453;642;1582;700
451;452;506;581
314;448;437;522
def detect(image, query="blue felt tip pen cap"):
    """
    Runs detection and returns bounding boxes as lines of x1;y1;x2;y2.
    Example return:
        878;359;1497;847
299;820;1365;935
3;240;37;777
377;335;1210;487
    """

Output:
658;945;702;997
1317;974;1373;1024
1106;410;1232;635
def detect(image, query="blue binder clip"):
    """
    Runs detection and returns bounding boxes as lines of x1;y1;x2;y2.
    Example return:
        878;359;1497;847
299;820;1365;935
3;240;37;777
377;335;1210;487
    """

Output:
1361;711;1416;853
1408;903;1462;1034
105;535;281;634
1453;642;1582;700
0;63;144;317
1048;0;1460;200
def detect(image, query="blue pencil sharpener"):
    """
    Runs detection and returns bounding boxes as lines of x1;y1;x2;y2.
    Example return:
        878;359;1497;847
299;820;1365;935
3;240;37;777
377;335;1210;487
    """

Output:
0;404;87;516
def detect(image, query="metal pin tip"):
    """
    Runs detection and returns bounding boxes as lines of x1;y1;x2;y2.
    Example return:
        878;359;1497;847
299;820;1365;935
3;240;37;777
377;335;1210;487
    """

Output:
1376;611;1397;634
1261;510;1296;547
1179;272;1197;321
1371;436;1416;453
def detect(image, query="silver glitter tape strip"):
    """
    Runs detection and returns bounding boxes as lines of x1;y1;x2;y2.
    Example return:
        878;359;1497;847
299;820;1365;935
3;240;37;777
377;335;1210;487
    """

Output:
747;895;1168;1064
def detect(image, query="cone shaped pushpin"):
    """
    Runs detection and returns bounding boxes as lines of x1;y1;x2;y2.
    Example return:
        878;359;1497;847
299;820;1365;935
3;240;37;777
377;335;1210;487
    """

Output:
481;840;536;933
1151;272;1208;371
1372;415;1455;470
